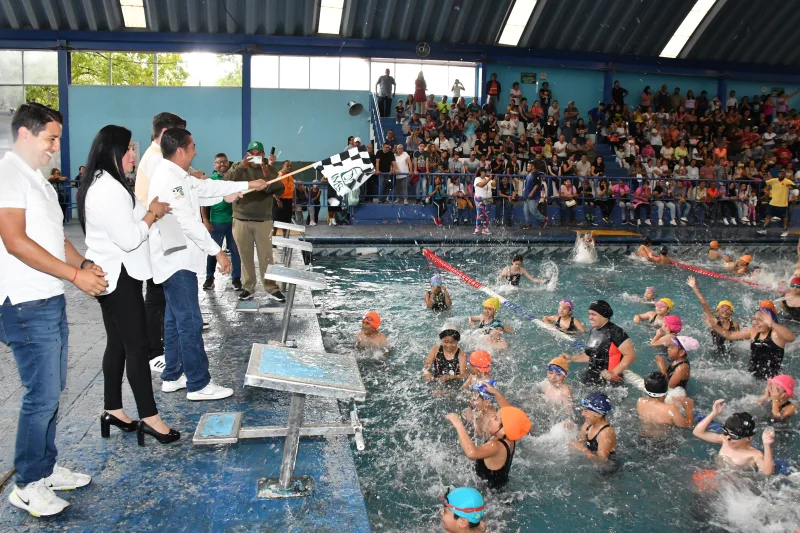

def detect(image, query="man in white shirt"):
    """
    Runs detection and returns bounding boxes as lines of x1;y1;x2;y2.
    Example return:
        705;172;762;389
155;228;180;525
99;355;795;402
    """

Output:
0;103;107;517
394;145;411;204
575;155;592;177
134;112;187;373
148;128;267;401
554;135;568;162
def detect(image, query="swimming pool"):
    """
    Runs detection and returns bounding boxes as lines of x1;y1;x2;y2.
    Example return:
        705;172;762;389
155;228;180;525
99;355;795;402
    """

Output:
317;245;800;533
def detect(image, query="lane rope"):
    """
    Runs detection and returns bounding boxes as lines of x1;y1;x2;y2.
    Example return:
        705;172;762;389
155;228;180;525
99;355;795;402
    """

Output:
669;260;786;295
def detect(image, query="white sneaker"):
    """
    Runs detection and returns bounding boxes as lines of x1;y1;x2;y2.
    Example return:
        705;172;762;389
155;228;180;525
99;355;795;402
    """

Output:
658;219;663;226
644;219;652;226
8;480;69;517
757;229;767;235
741;218;749;225
44;465;91;491
781;231;789;238
637;220;641;226
331;219;337;226
309;221;316;226
162;374;187;393
670;220;677;226
187;381;234;401
403;199;409;205
681;217;688;222
772;216;781;222
730;218;737;226
473;228;480;234
149;355;166;373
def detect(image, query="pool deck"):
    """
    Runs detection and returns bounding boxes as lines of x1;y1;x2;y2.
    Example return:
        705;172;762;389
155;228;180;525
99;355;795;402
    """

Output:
0;223;370;533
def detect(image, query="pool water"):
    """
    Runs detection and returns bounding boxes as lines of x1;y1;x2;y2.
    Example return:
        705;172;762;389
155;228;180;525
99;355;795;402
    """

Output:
317;246;800;533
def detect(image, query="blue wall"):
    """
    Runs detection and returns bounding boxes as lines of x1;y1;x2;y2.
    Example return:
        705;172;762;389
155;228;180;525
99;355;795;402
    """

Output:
251;89;371;162
612;72;718;108
488;64;605;117
727;80;793;101
69;86;243;177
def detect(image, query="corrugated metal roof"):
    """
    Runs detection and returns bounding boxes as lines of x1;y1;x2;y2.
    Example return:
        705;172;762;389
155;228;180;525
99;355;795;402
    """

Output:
2;0;800;67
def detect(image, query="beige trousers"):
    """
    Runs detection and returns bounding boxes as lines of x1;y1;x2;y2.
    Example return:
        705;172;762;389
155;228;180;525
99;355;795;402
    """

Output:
232;219;279;293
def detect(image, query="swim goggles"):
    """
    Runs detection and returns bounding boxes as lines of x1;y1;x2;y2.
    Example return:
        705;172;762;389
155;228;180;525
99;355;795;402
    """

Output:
791;282;800;289
546;364;568;376
442;488;485;516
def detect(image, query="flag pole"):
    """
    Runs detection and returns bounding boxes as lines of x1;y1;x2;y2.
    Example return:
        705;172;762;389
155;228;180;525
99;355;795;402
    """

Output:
242;163;316;195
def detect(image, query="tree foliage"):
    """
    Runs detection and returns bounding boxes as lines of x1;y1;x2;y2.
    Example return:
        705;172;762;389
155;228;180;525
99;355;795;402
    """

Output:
214;55;243;87
71;52;188;86
25;86;59;109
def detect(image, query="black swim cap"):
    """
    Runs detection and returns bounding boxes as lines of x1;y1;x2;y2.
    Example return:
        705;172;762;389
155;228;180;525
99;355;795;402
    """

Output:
724;412;756;439
644;372;668;397
439;329;461;342
589;300;613;319
660;246;668;255
512;254;524;263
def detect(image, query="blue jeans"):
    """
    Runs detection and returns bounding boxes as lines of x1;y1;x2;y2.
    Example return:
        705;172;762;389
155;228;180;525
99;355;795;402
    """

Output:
206;222;241;280
0;295;68;485
523;199;545;225
162;270;211;392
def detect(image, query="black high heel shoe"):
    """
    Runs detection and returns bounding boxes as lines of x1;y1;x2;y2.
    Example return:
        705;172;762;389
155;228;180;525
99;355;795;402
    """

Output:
100;412;138;438
137;420;180;446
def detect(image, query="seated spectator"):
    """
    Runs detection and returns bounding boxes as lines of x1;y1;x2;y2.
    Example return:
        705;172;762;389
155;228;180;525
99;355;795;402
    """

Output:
575;154;592;177
558;178;579;226
633;180;653;226
653;180;678;226
612;179;633;224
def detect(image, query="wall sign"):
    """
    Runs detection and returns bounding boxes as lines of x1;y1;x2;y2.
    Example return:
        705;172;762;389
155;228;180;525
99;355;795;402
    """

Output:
520;72;537;84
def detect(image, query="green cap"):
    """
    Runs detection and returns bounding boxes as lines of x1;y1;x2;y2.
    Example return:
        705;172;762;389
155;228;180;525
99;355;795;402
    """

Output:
247;141;265;152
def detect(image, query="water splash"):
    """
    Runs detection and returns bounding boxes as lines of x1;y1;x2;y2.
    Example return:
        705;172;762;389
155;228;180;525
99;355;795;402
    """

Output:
571;233;598;264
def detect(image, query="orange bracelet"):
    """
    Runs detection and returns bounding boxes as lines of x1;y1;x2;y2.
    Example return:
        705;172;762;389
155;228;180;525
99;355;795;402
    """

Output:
71;267;78;283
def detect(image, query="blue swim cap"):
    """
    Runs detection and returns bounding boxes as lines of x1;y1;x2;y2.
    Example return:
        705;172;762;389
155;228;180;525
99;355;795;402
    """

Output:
470;380;497;400
443;487;485;524
430;275;443;286
581;392;612;415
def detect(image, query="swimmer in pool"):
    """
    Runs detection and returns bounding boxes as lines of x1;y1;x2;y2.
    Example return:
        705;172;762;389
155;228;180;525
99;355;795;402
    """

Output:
636;237;655;260
705;307;795;380
722;253;736;270
446;385;531;490
708;240;722;260
734;255;752;276
655;335;699;389
463;350;492;390
497;254;546;286
570;392;616;460
562;300;637;384
482;321;510;351
646;246;671;265
636;372;694;428
542;299;586;333
440;487;486;532
583;232;596;246
649;314;682;347
633;297;674;327
540;356;572;408
462;355;497;439
687;276;740;356
693;399;775;475
643;286;657;303
423;329;467;382
758;374;797;422
425;274;452;312
355;311;389;350
469;297;513;333
780;277;800;321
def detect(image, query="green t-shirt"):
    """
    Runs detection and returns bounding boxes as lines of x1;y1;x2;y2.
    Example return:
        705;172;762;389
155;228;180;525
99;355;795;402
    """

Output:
209;171;233;223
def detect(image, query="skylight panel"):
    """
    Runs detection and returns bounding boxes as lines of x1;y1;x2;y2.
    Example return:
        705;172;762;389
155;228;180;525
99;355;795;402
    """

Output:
659;0;716;58
498;0;537;46
318;0;344;35
120;0;147;28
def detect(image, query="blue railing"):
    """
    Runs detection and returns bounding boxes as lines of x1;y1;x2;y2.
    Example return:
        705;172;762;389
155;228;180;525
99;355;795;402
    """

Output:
369;93;385;148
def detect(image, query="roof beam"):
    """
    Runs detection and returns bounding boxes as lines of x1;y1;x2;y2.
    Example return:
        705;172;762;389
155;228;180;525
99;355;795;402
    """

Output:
284;0;297;35
448;0;473;44
535;0;568;49
42;0;61;30
340;0;356;37
20;1;40;30
360;0;378;39
0;0;20;29
143;0;160;32
466;0;490;44
166;0;180;32
518;0;548;48
378;0;396;40
62;0;79;29
244;0;256;34
204;0;218;33
618;0;661;55
678;0;727;58
81;0;98;31
485;0;511;46
432;0;453;43
413;0;437;42
756;8;800;66
302;0;316;37
225;0;238;34
396;0;416;42
101;0;120;31
187;0;200;33
738;7;785;64
600;2;640;55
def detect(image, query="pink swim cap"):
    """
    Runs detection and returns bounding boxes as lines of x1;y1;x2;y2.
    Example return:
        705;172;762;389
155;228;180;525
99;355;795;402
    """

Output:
664;315;683;334
769;375;796;398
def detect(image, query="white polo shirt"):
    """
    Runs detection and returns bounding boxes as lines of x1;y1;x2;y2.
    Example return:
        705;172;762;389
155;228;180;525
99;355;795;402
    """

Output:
0;151;66;304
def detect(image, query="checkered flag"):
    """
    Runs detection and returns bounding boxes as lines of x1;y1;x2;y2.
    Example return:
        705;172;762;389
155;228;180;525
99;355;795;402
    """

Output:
314;145;375;197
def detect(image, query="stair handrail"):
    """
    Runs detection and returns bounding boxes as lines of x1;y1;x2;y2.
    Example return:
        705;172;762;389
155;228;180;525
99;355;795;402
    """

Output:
369;92;385;147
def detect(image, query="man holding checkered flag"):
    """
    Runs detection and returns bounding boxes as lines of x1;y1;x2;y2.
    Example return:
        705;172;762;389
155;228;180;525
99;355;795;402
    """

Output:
313;146;375;197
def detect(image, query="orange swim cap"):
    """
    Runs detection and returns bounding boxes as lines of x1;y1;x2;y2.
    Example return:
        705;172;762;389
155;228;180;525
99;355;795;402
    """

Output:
469;350;492;371
548;356;570;372
499;406;532;441
710;241;719;249
362;311;381;329
740;255;752;264
759;300;776;312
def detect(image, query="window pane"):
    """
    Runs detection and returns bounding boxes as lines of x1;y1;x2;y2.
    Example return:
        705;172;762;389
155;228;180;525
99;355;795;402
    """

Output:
421;63;449;98
310;57;339;90
339;57;369;90
111;52;156;86
395;62;422;98
252;55;279;88
448;66;476;99
0;51;23;84
23;51;58;85
154;53;189;86
0;86;24;113
71;52;110;85
214;54;243;87
280;56;310;89
25;86;59;110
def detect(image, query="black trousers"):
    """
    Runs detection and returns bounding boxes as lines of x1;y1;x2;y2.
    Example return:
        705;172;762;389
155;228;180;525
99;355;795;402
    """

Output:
97;266;158;418
145;278;165;360
378;96;392;117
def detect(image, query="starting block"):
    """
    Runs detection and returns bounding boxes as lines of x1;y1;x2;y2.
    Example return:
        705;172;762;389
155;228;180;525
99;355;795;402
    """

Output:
235;298;322;315
193;343;366;499
272;236;313;269
265;265;326;345
273;221;307;239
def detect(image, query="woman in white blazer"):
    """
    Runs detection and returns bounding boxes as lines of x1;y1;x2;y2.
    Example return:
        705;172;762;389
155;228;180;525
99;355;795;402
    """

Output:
77;125;179;446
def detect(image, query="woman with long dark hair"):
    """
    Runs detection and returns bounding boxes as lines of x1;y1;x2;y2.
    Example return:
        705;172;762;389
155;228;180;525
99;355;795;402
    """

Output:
77;125;179;446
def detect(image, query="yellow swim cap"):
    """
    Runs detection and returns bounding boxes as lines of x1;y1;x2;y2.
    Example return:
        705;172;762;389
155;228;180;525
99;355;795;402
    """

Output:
716;300;734;312
658;297;675;311
483;297;501;310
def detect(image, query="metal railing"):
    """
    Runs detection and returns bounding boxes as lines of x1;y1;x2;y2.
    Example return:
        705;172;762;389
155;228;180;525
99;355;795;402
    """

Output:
369;93;385;148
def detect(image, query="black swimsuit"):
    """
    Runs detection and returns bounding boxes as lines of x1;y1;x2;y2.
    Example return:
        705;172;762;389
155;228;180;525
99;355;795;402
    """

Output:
427;290;448;311
508;273;521;286
782;300;800;322
667;360;690;389
433;346;461;378
555;316;578;333
770;401;794;424
712;318;737;354
583;322;629;384
475;438;514;489
585;424;615;456
749;330;784;380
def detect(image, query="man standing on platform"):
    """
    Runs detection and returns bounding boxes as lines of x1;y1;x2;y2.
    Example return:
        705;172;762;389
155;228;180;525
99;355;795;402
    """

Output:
202;152;241;292
149;128;268;400
225;141;286;303
375;68;396;118
135;112;187;373
0;103;106;517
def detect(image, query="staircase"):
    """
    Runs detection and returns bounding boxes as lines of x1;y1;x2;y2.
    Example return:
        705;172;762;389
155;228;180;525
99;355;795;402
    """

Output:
380;117;406;150
595;142;628;177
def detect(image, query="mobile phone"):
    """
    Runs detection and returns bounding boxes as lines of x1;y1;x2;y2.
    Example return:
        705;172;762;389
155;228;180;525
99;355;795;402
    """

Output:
250;155;263;165
270;146;276;155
